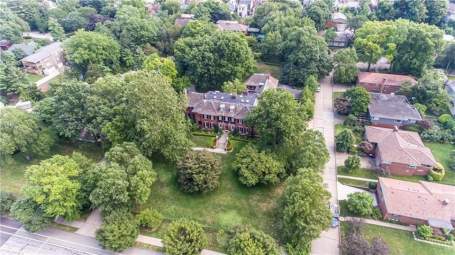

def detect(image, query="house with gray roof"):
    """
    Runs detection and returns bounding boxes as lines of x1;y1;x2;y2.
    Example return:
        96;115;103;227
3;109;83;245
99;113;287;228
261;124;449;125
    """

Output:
187;73;278;135
368;93;422;127
21;42;64;76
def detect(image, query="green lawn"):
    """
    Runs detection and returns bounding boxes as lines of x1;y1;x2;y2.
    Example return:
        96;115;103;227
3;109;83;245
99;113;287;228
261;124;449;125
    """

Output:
338;166;378;180
341;223;455;255
337;177;370;189
0;141;104;195
191;134;215;148
25;73;43;83
255;62;282;78
143;141;283;251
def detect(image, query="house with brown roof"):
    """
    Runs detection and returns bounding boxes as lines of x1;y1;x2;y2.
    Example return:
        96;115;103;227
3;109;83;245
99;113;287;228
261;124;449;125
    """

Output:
358;72;417;94
245;73;278;94
369;93;422;128
216;20;249;33
377;177;455;230
187;91;256;135
21;42;64;76
365;126;436;176
187;73;279;134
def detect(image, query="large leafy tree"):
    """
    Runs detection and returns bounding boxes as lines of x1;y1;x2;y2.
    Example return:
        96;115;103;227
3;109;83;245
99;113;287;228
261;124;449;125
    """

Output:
177;151;221;193
393;0;427;22
90;143;156;213
10;198;52;232
190;0;232;22
305;0;331;31
0;52;32;95
410;69;451;115
436;42;455;72
163;219;208;255
247;89;306;148
48;17;65;41
110;5;160;69
0;108;54;158
336;129;356;153
0;6;29;43
87;71;191;161
96;209;139;252
354;20;443;76
64;30;120;79
425;0;448;26
344;87;370;116
23;155;81;220
233;145;285;187
227;226;280;255
36;80;91;139
280;169;331;253
346;192;374;217
281;130;329;174
281;26;332;86
7;0;49;32
143;53;177;81
333;48;359;84
174;31;255;91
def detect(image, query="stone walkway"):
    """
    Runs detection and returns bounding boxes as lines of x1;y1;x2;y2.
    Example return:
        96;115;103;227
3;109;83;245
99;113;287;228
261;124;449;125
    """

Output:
215;131;229;150
340;217;416;232
75;209;102;237
192;147;227;154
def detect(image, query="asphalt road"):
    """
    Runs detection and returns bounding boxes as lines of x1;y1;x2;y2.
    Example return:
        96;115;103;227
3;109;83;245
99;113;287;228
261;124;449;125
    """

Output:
0;217;162;255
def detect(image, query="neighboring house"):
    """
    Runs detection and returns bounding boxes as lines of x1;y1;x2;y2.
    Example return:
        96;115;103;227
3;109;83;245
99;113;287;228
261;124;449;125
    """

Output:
377;177;455;230
175;14;194;27
357;57;391;72
358;72;417;94
7;41;37;57
369;93;422;127
326;12;347;32
21;42;64;76
328;30;354;48
245;73;278;94
446;80;455;116
187;73;278;134
187;91;257;135
278;84;302;100
216;20;249;33
365;126;436;176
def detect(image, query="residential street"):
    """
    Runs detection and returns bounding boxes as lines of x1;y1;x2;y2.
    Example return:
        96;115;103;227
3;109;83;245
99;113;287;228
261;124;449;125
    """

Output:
310;75;340;255
0;217;162;255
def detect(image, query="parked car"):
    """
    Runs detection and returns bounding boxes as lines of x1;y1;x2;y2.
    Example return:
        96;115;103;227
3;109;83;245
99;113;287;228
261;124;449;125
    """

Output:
316;85;321;92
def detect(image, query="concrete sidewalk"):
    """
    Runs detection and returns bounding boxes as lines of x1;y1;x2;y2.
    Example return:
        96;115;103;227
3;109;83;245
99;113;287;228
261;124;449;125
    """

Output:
340;217;416;231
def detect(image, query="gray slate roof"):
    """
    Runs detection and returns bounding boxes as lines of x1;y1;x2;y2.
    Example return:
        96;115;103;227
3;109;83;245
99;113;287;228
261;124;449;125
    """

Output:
368;93;422;121
22;42;61;63
188;91;256;119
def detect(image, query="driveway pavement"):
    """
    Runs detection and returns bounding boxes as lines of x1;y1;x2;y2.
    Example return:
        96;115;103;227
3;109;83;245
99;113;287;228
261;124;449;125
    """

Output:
310;75;340;255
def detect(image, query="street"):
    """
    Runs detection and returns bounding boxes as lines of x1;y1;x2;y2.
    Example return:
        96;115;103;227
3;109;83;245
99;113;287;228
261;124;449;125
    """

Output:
310;75;340;255
0;217;162;255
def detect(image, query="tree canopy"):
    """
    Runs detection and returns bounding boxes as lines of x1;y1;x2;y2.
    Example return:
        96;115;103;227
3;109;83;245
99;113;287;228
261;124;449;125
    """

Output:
247;89;306;148
333;48;359;84
227;226;280;255
24;155;81;220
233;145;285;187
0;108;54;158
64;30;120;79
177;151;221;193
280;168;331;253
96;209;139;252
174;30;255;91
190;0;232;22
163;219;208;255
354;19;444;76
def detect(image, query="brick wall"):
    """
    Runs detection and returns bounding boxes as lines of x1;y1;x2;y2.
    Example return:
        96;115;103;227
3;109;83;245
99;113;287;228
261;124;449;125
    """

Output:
359;82;401;94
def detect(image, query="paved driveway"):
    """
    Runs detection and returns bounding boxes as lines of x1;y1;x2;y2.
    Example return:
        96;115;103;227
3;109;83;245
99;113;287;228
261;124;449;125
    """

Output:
310;75;340;255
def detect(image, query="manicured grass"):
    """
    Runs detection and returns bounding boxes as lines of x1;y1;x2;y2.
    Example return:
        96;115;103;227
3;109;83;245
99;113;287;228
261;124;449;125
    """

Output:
341;222;455;255
338;166;378;180
425;142;455;185
337;177;370;189
0;141;104;195
191;134;215;148
255;62;282;78
143;141;283;251
25;73;43;83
